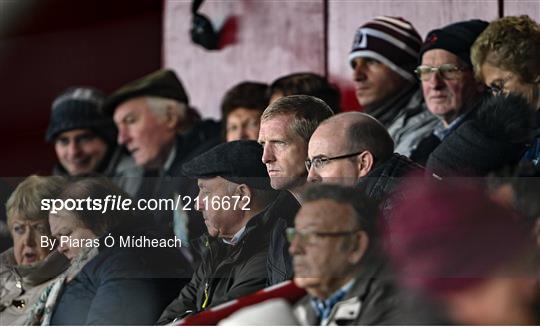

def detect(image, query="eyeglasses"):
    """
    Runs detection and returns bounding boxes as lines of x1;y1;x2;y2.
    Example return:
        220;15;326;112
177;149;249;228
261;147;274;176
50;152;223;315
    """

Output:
305;151;363;171
486;75;514;96
414;64;467;81
285;227;360;245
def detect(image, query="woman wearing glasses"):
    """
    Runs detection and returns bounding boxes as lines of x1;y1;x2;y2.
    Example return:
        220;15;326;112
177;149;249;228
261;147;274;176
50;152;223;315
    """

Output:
471;15;540;166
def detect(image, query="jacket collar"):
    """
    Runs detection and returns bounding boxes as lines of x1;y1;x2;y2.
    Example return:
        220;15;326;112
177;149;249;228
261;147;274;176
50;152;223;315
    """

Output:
295;254;387;325
356;153;422;200
191;206;269;255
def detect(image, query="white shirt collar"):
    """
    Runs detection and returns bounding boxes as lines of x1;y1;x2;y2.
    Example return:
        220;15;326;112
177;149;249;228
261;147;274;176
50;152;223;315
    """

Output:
222;226;246;246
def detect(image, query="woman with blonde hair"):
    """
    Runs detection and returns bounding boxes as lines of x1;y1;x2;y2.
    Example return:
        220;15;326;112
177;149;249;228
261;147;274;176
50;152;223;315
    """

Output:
0;175;69;325
471;15;540;165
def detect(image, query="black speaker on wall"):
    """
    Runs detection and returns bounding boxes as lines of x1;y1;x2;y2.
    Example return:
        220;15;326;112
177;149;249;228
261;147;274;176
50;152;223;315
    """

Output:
190;0;220;50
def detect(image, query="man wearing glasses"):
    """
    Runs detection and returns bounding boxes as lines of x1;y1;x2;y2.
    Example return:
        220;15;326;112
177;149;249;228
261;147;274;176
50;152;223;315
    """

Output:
410;20;488;165
306;112;421;217
289;184;403;325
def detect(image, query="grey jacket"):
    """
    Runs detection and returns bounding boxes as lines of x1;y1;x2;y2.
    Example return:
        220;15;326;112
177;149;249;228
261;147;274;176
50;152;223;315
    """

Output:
293;257;403;325
387;89;439;158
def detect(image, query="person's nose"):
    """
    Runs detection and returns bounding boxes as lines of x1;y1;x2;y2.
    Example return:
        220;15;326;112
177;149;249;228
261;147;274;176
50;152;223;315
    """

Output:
238;126;250;141
261;144;275;164
353;61;368;82
66;140;82;158
57;242;69;256
307;166;322;183
117;125;131;146
288;233;304;256
23;227;36;247
424;70;446;89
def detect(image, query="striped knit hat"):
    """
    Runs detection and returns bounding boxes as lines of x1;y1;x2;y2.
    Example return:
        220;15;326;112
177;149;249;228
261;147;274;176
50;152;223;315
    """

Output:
349;16;422;82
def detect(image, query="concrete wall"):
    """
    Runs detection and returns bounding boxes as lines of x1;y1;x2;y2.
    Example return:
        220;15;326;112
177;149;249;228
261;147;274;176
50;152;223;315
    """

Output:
164;0;326;118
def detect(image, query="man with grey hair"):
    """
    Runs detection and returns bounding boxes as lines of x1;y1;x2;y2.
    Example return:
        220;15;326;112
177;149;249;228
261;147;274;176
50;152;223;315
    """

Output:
103;69;220;258
307;112;422;216
258;94;334;285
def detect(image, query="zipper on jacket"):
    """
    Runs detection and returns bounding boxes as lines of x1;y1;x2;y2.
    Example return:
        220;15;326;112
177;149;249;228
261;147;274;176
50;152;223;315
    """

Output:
201;281;209;309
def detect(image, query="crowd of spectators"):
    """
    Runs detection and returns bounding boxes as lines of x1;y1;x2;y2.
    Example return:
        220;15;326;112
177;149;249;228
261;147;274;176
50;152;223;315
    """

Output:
1;14;539;326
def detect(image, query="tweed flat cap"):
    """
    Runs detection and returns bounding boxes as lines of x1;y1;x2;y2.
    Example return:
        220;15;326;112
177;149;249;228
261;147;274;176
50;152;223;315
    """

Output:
103;69;189;115
182;140;272;190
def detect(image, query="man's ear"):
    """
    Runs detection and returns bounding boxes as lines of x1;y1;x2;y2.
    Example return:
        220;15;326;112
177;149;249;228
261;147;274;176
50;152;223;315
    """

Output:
164;105;180;129
235;184;252;209
348;231;369;265
357;151;374;178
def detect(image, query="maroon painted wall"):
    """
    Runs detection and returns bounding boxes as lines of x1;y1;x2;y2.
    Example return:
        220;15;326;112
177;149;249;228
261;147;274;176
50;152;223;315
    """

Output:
0;0;163;177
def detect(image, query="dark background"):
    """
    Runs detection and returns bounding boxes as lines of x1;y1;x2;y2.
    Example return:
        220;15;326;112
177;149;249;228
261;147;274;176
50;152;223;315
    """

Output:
0;0;163;177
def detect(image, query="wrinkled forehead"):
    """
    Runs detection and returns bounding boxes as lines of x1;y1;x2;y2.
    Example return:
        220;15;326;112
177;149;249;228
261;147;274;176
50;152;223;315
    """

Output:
113;97;151;122
421;48;462;66
48;209;80;229
197;176;230;191
9;215;48;227
259;114;298;140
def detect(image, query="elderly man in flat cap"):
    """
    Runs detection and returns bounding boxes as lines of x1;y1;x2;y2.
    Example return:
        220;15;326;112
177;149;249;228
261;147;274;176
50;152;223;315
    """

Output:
157;140;279;325
103;69;220;254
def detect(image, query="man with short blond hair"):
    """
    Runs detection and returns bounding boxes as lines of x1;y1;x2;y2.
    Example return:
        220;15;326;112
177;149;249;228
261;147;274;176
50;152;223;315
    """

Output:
258;94;333;285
